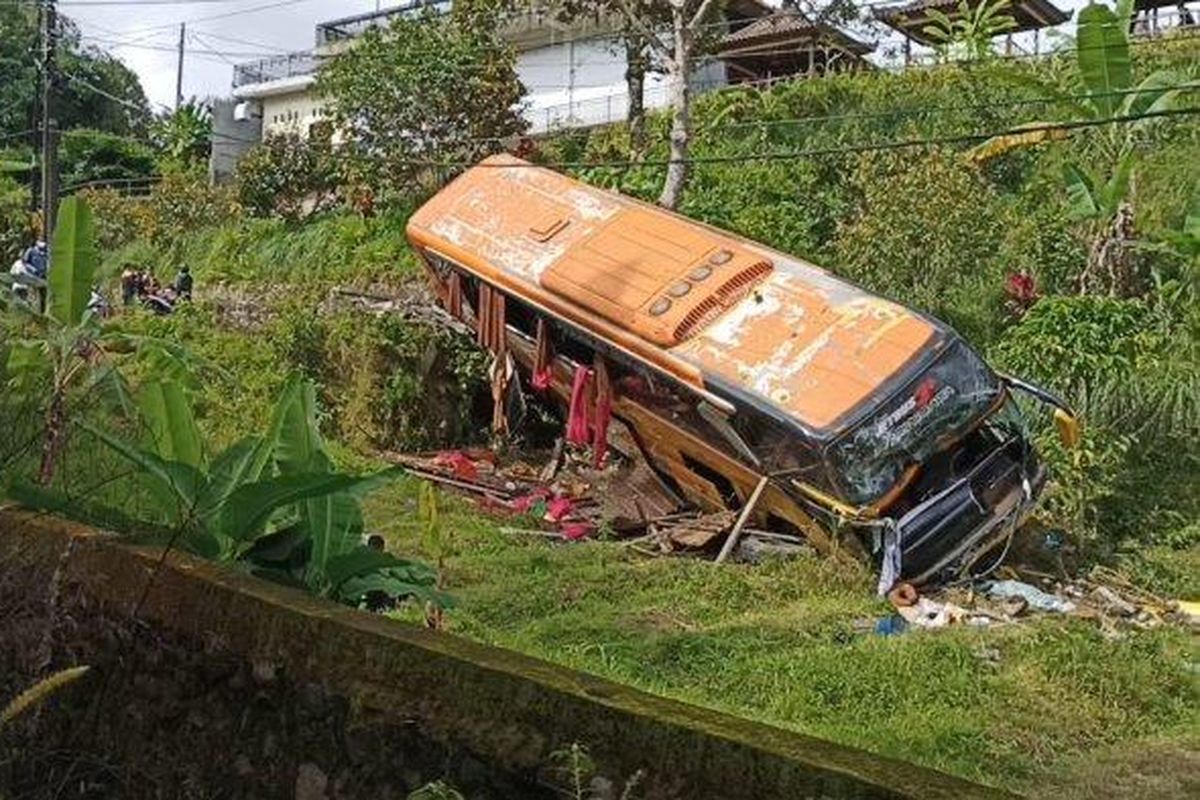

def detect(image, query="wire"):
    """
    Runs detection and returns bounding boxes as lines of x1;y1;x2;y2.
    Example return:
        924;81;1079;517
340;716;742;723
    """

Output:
394;106;1200;169
61;69;153;113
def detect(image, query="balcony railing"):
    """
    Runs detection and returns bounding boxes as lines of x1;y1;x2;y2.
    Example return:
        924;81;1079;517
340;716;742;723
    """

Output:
315;0;453;46
232;52;320;89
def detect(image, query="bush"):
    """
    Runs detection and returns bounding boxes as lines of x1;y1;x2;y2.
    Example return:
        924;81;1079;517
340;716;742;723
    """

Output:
235;132;340;223
832;148;1012;345
994;296;1200;550
58;129;156;191
0;176;33;267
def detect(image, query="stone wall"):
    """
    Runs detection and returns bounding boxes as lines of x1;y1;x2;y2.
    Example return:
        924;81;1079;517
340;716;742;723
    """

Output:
0;510;1014;799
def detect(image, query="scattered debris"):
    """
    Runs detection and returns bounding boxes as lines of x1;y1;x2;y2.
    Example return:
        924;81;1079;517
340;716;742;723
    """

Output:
985;580;1077;614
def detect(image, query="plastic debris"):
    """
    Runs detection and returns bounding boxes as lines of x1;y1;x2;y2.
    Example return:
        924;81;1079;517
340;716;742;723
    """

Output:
985;580;1077;613
874;615;908;636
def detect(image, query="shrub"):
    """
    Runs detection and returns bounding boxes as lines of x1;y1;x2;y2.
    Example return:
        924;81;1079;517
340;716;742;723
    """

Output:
235;132;340;223
0;176;32;267
994;295;1200;550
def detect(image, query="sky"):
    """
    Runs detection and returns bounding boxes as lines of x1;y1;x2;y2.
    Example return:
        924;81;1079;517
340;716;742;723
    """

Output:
65;0;401;111
60;0;1102;113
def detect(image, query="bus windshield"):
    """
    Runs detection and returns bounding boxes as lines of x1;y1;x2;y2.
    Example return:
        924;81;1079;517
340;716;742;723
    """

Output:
826;341;1001;504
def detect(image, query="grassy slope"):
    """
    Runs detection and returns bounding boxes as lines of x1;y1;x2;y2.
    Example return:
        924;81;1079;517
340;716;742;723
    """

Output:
363;479;1198;795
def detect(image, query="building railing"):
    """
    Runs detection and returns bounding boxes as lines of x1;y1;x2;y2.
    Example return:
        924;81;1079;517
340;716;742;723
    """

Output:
315;0;453;46
233;52;321;89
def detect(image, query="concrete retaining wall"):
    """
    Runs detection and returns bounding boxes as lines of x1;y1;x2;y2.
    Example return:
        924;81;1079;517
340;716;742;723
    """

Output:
0;509;1014;799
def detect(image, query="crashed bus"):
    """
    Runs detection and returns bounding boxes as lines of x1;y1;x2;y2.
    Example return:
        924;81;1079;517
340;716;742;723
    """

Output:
406;154;1080;588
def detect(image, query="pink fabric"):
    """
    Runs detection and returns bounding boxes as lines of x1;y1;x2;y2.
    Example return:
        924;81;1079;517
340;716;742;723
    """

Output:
545;496;574;522
565;365;593;445
559;521;594;541
433;450;478;481
510;488;552;513
531;369;553;391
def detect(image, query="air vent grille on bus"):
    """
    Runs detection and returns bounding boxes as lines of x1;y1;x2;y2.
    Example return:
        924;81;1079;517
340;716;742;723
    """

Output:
672;260;773;343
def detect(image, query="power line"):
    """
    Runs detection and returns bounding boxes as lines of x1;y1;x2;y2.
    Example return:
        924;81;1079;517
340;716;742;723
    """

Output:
397;106;1200;170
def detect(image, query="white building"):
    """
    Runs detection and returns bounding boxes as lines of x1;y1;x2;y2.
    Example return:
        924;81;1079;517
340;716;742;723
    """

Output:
230;0;774;138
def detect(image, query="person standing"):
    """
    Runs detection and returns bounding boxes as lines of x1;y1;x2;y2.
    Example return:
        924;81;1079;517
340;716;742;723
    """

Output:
22;240;48;279
173;265;193;301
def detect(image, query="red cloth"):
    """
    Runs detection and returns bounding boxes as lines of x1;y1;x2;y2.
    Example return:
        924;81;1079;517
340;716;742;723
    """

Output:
432;450;478;481
532;318;553;391
559;521;593;541
566;365;593;445
545;496;574;522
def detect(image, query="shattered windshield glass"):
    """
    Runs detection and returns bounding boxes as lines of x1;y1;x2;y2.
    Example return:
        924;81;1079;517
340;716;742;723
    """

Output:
826;341;1001;504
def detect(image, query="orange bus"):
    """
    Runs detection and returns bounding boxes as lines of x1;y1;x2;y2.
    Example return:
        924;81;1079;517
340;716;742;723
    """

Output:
407;155;1079;589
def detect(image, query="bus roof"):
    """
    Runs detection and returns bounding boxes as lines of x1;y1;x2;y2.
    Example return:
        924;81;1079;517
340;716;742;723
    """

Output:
407;155;942;436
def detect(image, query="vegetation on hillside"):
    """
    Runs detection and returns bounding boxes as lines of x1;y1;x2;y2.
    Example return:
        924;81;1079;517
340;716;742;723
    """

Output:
1;3;1198;793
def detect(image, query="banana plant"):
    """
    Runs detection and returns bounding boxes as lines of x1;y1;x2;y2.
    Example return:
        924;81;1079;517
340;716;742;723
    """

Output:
87;375;444;609
923;0;1018;62
1;196;186;485
969;1;1198;296
970;1;1195;163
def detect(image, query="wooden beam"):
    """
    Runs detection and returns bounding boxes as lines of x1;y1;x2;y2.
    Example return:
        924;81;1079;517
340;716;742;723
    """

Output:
715;475;769;564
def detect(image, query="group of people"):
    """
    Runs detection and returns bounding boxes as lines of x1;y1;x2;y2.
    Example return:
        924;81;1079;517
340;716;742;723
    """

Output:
8;238;195;318
120;264;193;315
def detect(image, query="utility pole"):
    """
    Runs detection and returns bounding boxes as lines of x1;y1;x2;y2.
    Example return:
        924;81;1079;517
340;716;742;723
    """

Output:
175;23;186;111
39;0;58;244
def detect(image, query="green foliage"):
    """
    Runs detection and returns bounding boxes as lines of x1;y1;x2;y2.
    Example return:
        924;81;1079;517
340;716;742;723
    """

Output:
47;196;97;327
923;0;1018;62
150;101;213;166
994;296;1200;548
1;196;182;485
315;7;527;204
0;7;150;139
0;175;32;267
59;130;157;192
88;374;442;608
235;132;340;222
832;149;1011;343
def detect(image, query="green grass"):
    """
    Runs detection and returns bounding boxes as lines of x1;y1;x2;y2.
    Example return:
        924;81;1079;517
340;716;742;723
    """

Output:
364;478;1199;794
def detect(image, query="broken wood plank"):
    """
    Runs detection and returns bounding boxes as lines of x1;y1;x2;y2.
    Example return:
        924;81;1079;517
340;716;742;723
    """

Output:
715;476;770;564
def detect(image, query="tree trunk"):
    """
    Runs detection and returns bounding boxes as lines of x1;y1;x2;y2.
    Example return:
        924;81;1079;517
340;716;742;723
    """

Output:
1081;201;1137;297
624;31;648;156
658;7;691;210
37;390;66;486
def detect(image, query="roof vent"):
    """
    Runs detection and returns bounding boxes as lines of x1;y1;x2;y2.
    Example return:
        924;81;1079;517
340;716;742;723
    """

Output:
673;261;773;342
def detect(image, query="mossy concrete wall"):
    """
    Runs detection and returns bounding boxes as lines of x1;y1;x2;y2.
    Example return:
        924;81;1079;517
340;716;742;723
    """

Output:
0;509;1015;799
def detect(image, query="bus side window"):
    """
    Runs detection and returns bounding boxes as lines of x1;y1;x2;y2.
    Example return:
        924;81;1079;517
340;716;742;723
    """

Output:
504;293;539;339
731;410;830;487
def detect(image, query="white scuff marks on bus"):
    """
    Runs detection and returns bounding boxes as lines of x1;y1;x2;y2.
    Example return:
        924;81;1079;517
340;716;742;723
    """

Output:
562;187;620;222
430;211;568;281
700;278;787;348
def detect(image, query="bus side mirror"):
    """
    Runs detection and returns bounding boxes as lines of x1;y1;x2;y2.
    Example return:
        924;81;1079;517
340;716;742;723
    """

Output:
1053;408;1082;450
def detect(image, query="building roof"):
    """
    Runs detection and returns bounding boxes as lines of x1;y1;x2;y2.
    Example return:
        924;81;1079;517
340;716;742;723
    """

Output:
720;11;875;57
407;155;943;435
872;0;1070;45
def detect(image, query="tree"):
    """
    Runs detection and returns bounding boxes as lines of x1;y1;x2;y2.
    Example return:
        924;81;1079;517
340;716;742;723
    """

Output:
610;0;724;209
971;1;1196;296
316;8;527;201
58;129;157;190
922;0;1017;62
150;100;213;166
88;375;447;609
235;131;339;222
0;7;152;140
